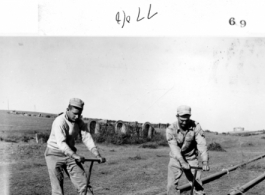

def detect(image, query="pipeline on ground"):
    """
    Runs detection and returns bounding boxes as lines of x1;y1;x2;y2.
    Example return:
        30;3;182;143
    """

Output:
179;153;265;192
228;171;265;195
156;153;265;195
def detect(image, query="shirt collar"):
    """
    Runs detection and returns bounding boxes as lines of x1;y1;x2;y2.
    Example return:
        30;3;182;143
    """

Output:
64;111;75;124
176;120;191;134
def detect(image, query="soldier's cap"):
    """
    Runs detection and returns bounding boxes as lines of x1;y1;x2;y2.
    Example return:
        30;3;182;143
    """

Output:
177;105;191;116
69;98;84;109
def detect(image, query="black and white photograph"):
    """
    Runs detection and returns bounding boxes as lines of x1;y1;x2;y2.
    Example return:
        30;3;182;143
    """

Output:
1;37;265;195
1;1;265;195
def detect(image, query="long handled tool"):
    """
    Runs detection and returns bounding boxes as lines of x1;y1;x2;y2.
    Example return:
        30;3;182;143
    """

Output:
83;158;103;195
190;166;203;195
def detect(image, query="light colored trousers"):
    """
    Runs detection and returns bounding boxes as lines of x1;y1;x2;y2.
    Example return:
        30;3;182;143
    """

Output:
44;147;93;195
167;158;204;195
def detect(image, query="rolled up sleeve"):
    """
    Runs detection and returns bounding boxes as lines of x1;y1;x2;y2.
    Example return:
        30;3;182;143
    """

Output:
166;127;184;161
194;124;209;162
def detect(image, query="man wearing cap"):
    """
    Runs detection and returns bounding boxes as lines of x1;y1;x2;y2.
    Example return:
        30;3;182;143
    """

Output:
166;105;209;195
44;98;106;195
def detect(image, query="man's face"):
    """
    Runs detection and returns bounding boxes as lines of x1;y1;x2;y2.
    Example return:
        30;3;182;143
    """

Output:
178;114;190;129
67;106;82;122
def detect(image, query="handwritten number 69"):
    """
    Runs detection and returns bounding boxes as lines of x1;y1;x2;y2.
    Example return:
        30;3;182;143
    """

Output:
229;17;246;27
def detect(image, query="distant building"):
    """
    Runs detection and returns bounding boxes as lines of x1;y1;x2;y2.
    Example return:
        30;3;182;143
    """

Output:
233;127;244;132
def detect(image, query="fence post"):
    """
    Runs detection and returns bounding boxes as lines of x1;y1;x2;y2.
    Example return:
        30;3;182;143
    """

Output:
35;133;39;143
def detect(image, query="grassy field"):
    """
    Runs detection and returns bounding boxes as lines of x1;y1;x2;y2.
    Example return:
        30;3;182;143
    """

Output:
1;110;265;195
0;110;54;131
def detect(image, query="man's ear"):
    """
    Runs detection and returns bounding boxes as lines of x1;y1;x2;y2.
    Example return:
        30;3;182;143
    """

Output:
67;107;69;111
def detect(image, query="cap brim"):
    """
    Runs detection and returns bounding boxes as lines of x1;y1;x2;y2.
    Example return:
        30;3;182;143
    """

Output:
178;113;191;117
70;104;83;109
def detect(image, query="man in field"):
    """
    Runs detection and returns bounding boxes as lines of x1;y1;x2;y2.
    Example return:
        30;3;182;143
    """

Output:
44;98;106;195
166;105;209;195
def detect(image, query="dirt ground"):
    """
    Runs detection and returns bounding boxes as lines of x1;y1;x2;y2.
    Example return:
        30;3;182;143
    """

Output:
0;134;265;195
1;132;265;195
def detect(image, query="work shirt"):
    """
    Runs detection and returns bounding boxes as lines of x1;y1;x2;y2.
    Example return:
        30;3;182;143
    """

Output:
166;120;208;162
47;112;96;156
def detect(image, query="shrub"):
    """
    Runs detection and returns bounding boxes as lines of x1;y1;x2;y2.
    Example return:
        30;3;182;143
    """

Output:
20;136;31;143
93;124;116;143
4;138;17;143
241;142;254;147
128;155;143;160
207;142;226;152
240;133;256;137
92;124;168;146
140;142;158;149
157;140;168;146
151;132;165;142
153;132;168;147
93;123;146;145
37;133;50;143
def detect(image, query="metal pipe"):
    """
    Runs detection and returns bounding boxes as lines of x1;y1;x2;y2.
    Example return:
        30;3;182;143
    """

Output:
84;158;101;163
190;166;202;170
190;169;198;195
84;158;102;195
228;172;265;195
156;154;265;195
179;153;265;192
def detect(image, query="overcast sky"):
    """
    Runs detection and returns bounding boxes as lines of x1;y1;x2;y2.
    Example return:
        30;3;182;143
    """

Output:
1;37;265;132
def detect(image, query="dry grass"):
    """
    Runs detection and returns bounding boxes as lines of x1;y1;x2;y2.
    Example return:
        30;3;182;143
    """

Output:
0;110;54;131
2;111;265;195
1;132;265;195
2;136;265;195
